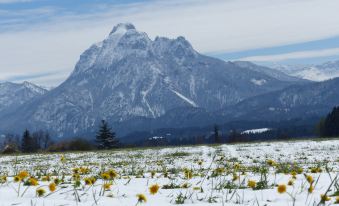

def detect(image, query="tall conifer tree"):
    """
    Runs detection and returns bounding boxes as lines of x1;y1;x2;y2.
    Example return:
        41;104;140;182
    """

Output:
21;129;32;153
96;120;119;149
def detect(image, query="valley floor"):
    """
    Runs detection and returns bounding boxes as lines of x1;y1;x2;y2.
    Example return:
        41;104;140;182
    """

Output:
0;139;338;205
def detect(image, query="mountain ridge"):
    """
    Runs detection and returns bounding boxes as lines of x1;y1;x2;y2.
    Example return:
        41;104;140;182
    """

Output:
0;81;47;115
0;23;312;138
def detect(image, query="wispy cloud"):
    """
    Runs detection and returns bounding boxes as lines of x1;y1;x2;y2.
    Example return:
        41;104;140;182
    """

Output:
0;0;32;4
1;0;339;86
0;70;70;87
239;48;339;62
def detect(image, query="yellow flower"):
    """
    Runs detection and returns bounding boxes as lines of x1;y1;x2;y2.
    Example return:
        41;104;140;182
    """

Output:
41;176;50;182
108;169;118;179
305;175;314;184
288;179;294;186
18;171;29;179
36;188;46;197
181;182;190;188
72;173;80;181
267;159;276;166
232;173;239;181
214;167;225;175
14;176;21;182
90;177;97;184
54;178;61;185
1;176;7;183
103;183;112;190
29;178;39;186
291;171;297;179
72;168;80;174
277;184;287;194
60;155;66;163
310;167;322;173
49;183;56;192
80;167;90;174
184;169;192;180
149;184;160;195
296;168;303;174
320;194;331;202
335;196;339;204
247;180;256;189
136;194;147;203
84;177;93;185
101;173;110;180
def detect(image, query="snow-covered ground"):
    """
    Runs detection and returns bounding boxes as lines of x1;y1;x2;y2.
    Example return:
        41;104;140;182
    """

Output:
0;139;338;205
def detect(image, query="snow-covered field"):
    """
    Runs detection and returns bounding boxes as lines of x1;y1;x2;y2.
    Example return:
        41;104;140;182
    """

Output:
0;139;338;206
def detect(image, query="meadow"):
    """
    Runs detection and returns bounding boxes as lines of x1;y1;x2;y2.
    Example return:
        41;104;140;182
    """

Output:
0;139;338;206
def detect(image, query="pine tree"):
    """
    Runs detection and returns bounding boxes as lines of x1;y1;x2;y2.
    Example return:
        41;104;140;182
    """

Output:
96;120;119;149
320;106;339;137
214;124;221;143
21;129;33;153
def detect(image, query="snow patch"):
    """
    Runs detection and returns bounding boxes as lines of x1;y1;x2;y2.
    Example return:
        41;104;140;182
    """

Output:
171;89;198;107
241;128;271;134
251;78;267;86
148;136;164;140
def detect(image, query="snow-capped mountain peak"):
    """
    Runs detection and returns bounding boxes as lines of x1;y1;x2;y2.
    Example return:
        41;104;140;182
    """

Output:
109;23;136;35
270;60;339;82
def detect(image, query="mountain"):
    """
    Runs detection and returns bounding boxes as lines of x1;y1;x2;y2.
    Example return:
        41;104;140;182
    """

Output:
0;23;304;137
233;61;307;83
0;81;47;115
221;77;339;121
272;60;339;81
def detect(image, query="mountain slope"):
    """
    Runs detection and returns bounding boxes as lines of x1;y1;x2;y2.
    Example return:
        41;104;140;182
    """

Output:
221;77;339;121
272;60;339;81
0;23;303;137
0;81;47;114
233;61;308;83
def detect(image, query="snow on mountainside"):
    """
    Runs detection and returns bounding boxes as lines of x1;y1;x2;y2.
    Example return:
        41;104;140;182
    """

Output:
221;77;339;121
0;23;304;137
0;81;47;114
241;128;271;134
272;60;339;81
233;61;306;82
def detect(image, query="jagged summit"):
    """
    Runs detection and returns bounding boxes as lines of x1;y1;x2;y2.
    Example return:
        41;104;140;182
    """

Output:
109;23;136;35
72;23;197;76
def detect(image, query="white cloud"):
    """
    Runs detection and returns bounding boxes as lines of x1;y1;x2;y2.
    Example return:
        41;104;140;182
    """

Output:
1;0;339;86
238;48;339;62
0;0;31;3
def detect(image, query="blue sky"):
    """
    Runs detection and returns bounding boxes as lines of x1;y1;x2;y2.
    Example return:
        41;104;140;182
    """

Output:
1;0;339;86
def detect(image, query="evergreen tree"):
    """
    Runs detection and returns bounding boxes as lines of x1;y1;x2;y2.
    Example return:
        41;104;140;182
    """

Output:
214;124;221;143
96;120;119;149
319;106;339;137
21;129;33;153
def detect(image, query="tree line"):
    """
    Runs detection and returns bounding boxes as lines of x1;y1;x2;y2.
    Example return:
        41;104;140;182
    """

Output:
1;106;338;154
316;106;339;137
1;120;119;154
1;130;52;154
